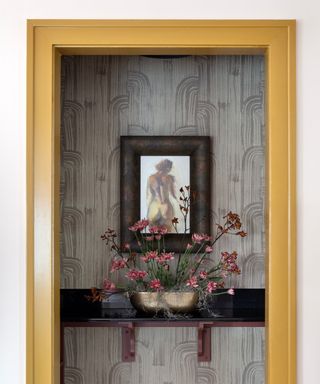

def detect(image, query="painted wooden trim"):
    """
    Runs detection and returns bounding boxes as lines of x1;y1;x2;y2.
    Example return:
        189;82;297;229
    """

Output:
26;19;296;384
26;19;35;384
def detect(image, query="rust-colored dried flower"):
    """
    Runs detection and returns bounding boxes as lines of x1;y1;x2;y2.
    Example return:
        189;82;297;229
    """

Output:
172;217;179;224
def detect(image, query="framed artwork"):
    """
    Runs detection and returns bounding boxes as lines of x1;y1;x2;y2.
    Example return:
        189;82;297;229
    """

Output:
120;136;211;251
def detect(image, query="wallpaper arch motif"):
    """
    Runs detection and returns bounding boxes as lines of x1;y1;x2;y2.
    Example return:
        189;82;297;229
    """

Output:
61;55;265;383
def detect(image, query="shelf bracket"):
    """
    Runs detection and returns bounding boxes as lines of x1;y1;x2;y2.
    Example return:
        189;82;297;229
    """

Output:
198;322;212;362
120;322;212;362
120;322;135;362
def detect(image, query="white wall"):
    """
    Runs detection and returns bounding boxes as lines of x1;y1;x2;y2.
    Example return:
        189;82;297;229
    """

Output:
1;1;319;383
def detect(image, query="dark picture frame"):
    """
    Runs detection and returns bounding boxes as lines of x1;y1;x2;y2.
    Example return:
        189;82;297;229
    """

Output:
120;136;211;252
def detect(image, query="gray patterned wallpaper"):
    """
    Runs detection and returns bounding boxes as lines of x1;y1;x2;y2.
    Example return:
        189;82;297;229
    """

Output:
61;55;265;383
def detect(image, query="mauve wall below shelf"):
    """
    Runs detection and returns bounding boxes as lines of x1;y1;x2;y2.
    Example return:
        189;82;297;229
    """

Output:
60;55;265;384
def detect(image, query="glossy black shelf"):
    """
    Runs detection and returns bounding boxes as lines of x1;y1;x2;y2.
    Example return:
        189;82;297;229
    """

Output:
61;288;265;323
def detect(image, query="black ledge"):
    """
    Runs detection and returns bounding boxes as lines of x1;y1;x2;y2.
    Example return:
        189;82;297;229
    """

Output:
61;289;265;324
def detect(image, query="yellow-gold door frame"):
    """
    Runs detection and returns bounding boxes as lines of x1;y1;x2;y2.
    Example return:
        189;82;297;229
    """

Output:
26;19;296;384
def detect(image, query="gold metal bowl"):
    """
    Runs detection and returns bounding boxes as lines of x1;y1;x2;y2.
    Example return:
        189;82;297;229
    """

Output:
130;292;198;314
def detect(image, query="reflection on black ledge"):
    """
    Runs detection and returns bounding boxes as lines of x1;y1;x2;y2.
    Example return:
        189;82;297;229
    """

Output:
61;289;265;323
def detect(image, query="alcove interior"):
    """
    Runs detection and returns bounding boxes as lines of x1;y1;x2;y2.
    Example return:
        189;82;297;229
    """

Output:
60;54;266;383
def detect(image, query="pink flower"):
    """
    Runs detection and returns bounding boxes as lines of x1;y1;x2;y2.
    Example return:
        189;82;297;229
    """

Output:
149;279;163;291
110;259;127;272
155;234;162;241
158;226;168;235
145;235;154;241
126;269;147;281
128;219;149;232
192;233;204;244
186;276;199;288
138;270;147;279
155;252;174;264
124;243;131;250
187;243;193;250
205;245;213;253
206;281;218;293
148;225;158;234
149;225;168;235
141;250;158;263
199;271;208;279
161;252;174;261
155;257;165;265
103;279;116;291
227;288;235;295
192;233;212;244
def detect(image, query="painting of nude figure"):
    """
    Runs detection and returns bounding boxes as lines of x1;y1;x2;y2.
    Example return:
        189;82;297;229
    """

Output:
120;136;210;252
140;156;190;233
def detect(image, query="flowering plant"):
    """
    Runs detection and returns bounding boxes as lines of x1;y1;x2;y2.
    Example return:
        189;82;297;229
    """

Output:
96;187;246;301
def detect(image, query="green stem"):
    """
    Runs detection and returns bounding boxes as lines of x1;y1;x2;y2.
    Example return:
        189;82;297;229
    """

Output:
133;232;144;253
209;290;231;297
175;211;191;283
